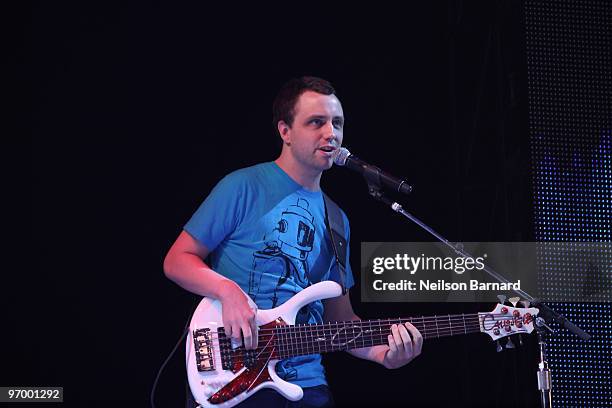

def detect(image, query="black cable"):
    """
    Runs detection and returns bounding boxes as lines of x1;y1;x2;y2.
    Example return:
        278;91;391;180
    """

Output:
150;312;192;408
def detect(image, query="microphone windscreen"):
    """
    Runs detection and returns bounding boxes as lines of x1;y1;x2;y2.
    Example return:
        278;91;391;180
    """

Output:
333;147;351;166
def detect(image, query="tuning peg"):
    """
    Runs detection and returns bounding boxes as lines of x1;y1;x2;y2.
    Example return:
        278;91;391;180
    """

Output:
508;297;520;307
520;299;530;308
506;336;515;349
497;295;507;304
496;340;503;352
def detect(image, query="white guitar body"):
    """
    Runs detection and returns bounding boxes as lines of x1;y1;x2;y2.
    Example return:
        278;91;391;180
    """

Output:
186;281;343;407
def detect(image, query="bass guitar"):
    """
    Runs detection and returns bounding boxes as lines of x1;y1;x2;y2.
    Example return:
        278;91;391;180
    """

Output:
186;281;538;407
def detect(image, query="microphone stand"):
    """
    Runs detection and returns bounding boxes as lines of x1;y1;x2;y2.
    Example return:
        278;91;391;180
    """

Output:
359;167;591;408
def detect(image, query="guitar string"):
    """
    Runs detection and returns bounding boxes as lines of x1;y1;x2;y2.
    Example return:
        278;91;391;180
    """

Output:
200;320;483;339
192;314;530;361
210;327;485;364
206;326;486;364
196;312;531;336
198;320;526;354
196;315;529;338
201;324;487;361
228;325;484;354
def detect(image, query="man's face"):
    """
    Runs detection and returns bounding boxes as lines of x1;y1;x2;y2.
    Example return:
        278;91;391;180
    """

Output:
279;90;344;173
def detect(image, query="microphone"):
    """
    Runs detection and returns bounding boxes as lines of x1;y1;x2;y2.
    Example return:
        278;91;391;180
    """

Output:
333;147;413;195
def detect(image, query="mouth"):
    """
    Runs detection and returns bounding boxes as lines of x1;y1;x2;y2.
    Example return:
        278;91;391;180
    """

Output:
318;145;337;154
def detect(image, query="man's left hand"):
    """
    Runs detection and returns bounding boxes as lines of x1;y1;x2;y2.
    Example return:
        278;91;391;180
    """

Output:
382;322;423;369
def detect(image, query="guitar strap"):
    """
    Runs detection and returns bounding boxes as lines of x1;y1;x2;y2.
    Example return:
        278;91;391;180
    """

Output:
322;193;348;295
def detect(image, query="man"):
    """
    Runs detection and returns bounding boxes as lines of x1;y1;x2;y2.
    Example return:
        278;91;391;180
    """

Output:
164;76;422;407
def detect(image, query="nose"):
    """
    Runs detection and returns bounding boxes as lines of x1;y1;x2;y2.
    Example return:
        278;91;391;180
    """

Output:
324;122;337;143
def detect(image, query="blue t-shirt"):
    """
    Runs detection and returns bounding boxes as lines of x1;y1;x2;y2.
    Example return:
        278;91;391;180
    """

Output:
184;161;354;387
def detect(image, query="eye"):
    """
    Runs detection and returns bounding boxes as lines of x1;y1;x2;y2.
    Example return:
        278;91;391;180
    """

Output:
309;118;324;126
333;119;344;129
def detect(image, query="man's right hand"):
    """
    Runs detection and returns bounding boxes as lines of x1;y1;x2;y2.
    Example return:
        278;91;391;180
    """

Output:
217;280;259;350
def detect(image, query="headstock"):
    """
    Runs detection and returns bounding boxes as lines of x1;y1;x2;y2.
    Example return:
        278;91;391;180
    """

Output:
479;303;539;342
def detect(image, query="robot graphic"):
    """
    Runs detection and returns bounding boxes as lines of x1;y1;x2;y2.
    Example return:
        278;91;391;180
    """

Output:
249;197;316;308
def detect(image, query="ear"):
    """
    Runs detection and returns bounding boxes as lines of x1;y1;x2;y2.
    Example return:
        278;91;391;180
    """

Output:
277;120;291;146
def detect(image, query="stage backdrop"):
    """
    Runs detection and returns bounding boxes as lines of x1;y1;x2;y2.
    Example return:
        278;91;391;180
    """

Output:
526;0;612;406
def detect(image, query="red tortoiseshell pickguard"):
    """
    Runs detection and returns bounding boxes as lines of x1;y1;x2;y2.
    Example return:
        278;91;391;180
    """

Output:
208;318;285;404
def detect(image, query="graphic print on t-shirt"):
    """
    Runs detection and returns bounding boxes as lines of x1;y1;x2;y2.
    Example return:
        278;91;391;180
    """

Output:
249;197;315;308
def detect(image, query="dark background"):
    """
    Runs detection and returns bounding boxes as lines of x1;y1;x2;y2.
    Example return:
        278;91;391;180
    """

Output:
22;1;541;407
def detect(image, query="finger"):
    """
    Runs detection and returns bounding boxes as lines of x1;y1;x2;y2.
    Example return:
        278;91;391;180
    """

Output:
242;324;253;350
397;323;413;355
233;324;243;344
391;324;404;352
229;324;243;349
252;324;259;349
405;323;423;356
250;316;259;350
387;334;397;353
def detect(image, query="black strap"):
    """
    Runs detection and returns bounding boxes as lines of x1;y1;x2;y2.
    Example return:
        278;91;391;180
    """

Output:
322;193;348;295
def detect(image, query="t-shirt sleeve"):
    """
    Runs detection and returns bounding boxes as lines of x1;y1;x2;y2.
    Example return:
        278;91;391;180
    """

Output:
183;172;247;251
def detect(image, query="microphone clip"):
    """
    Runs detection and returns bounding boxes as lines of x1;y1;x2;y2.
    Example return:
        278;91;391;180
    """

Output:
363;165;396;207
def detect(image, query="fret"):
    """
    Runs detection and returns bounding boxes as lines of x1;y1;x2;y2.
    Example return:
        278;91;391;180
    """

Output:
324;322;329;352
283;325;289;359
299;323;305;355
332;321;338;351
347;321;351;350
307;324;311;354
320;322;325;353
332;322;338;352
285;325;290;358
358;321;363;348
299;324;304;355
343;320;348;350
304;324;308;353
306;323;312;355
274;325;283;358
317;323;322;353
435;315;439;338
462;313;467;334
284;325;289;358
369;319;375;348
298;324;303;355
295;324;301;356
359;321;364;348
339;320;345;351
309;321;314;355
448;314;453;336
327;322;332;353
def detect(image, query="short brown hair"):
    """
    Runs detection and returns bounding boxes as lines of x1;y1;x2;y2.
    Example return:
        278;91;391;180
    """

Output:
272;76;336;131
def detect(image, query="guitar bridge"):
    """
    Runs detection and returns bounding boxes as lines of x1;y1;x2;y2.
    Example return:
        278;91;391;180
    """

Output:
193;328;215;372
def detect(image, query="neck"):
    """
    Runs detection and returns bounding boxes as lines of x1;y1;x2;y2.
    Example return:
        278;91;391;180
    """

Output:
275;155;322;192
272;314;482;359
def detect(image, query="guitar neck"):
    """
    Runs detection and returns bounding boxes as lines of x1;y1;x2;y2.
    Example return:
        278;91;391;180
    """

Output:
274;313;481;359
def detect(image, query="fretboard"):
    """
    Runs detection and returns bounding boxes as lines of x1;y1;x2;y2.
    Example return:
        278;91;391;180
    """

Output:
273;314;481;359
